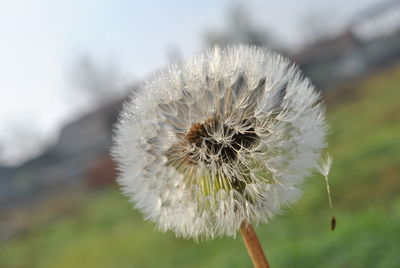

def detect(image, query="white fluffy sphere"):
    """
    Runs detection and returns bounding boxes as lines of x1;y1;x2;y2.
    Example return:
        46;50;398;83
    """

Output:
112;45;327;240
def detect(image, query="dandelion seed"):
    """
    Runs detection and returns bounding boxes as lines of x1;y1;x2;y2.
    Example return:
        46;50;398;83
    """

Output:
112;45;328;240
317;153;336;231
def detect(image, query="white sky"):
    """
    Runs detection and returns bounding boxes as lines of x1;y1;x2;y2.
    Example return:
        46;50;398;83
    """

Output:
0;0;386;164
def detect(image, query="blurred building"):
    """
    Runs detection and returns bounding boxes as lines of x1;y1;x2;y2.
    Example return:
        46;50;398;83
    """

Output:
292;0;400;88
0;98;124;213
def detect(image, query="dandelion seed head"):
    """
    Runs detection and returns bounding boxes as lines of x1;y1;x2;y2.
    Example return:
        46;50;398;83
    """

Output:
112;45;328;240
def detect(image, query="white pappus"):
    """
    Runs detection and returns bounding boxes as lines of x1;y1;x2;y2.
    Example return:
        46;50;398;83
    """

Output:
112;45;328;240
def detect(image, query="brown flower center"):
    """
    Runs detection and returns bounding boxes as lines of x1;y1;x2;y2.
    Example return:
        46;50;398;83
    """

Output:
185;117;258;165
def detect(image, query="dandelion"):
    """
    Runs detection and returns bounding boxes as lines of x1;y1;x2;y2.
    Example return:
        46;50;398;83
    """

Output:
112;45;328;267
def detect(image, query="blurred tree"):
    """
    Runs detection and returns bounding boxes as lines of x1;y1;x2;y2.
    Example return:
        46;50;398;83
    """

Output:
166;44;182;64
299;11;336;45
70;55;129;107
204;2;280;49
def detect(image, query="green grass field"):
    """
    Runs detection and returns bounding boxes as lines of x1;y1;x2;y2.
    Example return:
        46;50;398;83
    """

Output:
2;65;400;267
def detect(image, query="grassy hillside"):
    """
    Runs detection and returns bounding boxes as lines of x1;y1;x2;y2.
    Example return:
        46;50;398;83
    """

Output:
2;65;400;268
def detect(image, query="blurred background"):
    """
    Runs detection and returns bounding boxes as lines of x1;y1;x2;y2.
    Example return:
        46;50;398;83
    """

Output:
1;0;400;267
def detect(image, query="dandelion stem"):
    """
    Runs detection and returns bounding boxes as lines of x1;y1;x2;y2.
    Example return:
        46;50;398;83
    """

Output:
240;219;270;268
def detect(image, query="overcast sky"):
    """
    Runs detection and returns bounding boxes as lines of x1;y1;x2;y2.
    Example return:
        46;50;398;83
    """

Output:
0;0;385;164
